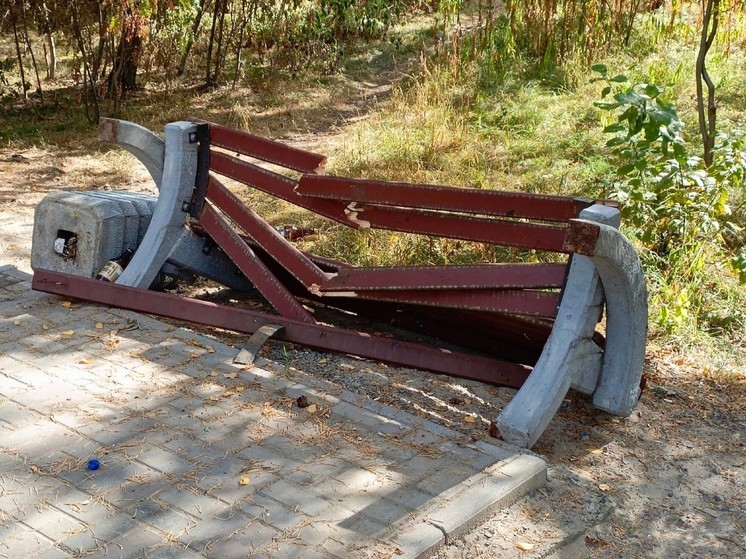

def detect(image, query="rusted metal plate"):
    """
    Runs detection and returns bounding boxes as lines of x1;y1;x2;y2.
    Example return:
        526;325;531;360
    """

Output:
32;269;533;388
327;288;560;317
199;203;316;324
234;324;285;365
210;151;570;252
297;175;581;221
563;219;601;256
190;123;211;218
322;263;567;291
192;118;326;173
206;176;328;287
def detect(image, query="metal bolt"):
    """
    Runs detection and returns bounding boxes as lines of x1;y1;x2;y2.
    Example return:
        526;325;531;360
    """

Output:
189;132;198;143
182;202;191;212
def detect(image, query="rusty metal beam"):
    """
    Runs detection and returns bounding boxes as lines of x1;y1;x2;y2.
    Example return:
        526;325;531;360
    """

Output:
327;288;559;317
322;263;567;291
199;203;316;324
206;176;329;288
210;151;571;252
32;269;533;388
297;175;587;222
191;118;326;173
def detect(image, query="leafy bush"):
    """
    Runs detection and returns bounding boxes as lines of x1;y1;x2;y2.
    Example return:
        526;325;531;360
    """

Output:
592;64;746;332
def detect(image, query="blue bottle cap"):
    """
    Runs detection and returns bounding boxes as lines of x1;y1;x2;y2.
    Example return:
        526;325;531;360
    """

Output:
87;459;100;471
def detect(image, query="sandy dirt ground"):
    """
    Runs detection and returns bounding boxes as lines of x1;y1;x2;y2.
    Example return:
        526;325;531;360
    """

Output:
1;111;744;559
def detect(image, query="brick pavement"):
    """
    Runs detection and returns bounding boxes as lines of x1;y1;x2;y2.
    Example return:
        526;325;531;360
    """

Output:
0;265;546;559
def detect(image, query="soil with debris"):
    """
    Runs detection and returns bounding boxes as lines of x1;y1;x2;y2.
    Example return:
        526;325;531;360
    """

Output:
1;79;744;559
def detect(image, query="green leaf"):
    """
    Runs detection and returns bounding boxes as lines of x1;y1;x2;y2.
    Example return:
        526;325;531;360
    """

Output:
593;101;621;111
644;84;662;98
609;74;628;83
606;137;627;147
614;89;645;106
603;123;626;133
591;63;608;75
601;85;611;98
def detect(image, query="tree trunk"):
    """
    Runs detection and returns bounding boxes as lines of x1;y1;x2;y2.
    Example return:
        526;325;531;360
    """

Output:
205;0;221;86
178;0;208;76
45;31;56;78
10;7;27;101
696;0;719;167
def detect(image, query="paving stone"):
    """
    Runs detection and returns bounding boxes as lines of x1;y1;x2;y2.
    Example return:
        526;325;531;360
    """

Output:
130;443;195;475
285;456;350;487
236;445;304;475
129;498;197;537
51;488;116;526
59;514;141;556
21;505;86;544
26;546;72;559
201;521;278;559
0;399;40;427
259;479;330;517
78;526;166;559
0;525;54;558
239;493;309;532
261;541;334;559
153;487;226;521
177;507;266;553
0;475;71;521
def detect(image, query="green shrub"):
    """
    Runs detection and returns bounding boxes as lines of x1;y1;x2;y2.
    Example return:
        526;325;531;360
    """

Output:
592;64;746;333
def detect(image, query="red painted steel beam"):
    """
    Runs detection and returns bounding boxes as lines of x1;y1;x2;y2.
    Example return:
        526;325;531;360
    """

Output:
297;175;587;222
328;288;560;317
322;263;567;291
32;269;533;388
210;151;571;252
199;203;316;324
206;176;329;288
190;118;327;173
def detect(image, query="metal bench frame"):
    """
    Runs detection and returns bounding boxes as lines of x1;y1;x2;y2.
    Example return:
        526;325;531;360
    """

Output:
32;119;647;448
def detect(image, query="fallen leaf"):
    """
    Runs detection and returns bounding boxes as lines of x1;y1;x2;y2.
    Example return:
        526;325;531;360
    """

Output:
95;323;103;329
585;535;608;547
223;391;236;397
208;371;219;377
239;476;250;485
78;358;95;365
224;372;238;379
42;324;49;330
488;421;499;438
306;404;318;413
235;386;246;393
598;483;612;492
516;542;534;551
13;320;20;325
317;359;328;365
464;415;476;424
590;448;604;455
61;330;74;336
61;301;72;308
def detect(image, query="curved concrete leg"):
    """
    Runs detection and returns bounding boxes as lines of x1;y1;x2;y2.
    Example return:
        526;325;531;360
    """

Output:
116;121;198;288
99;118;165;189
496;205;642;448
588;222;648;416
